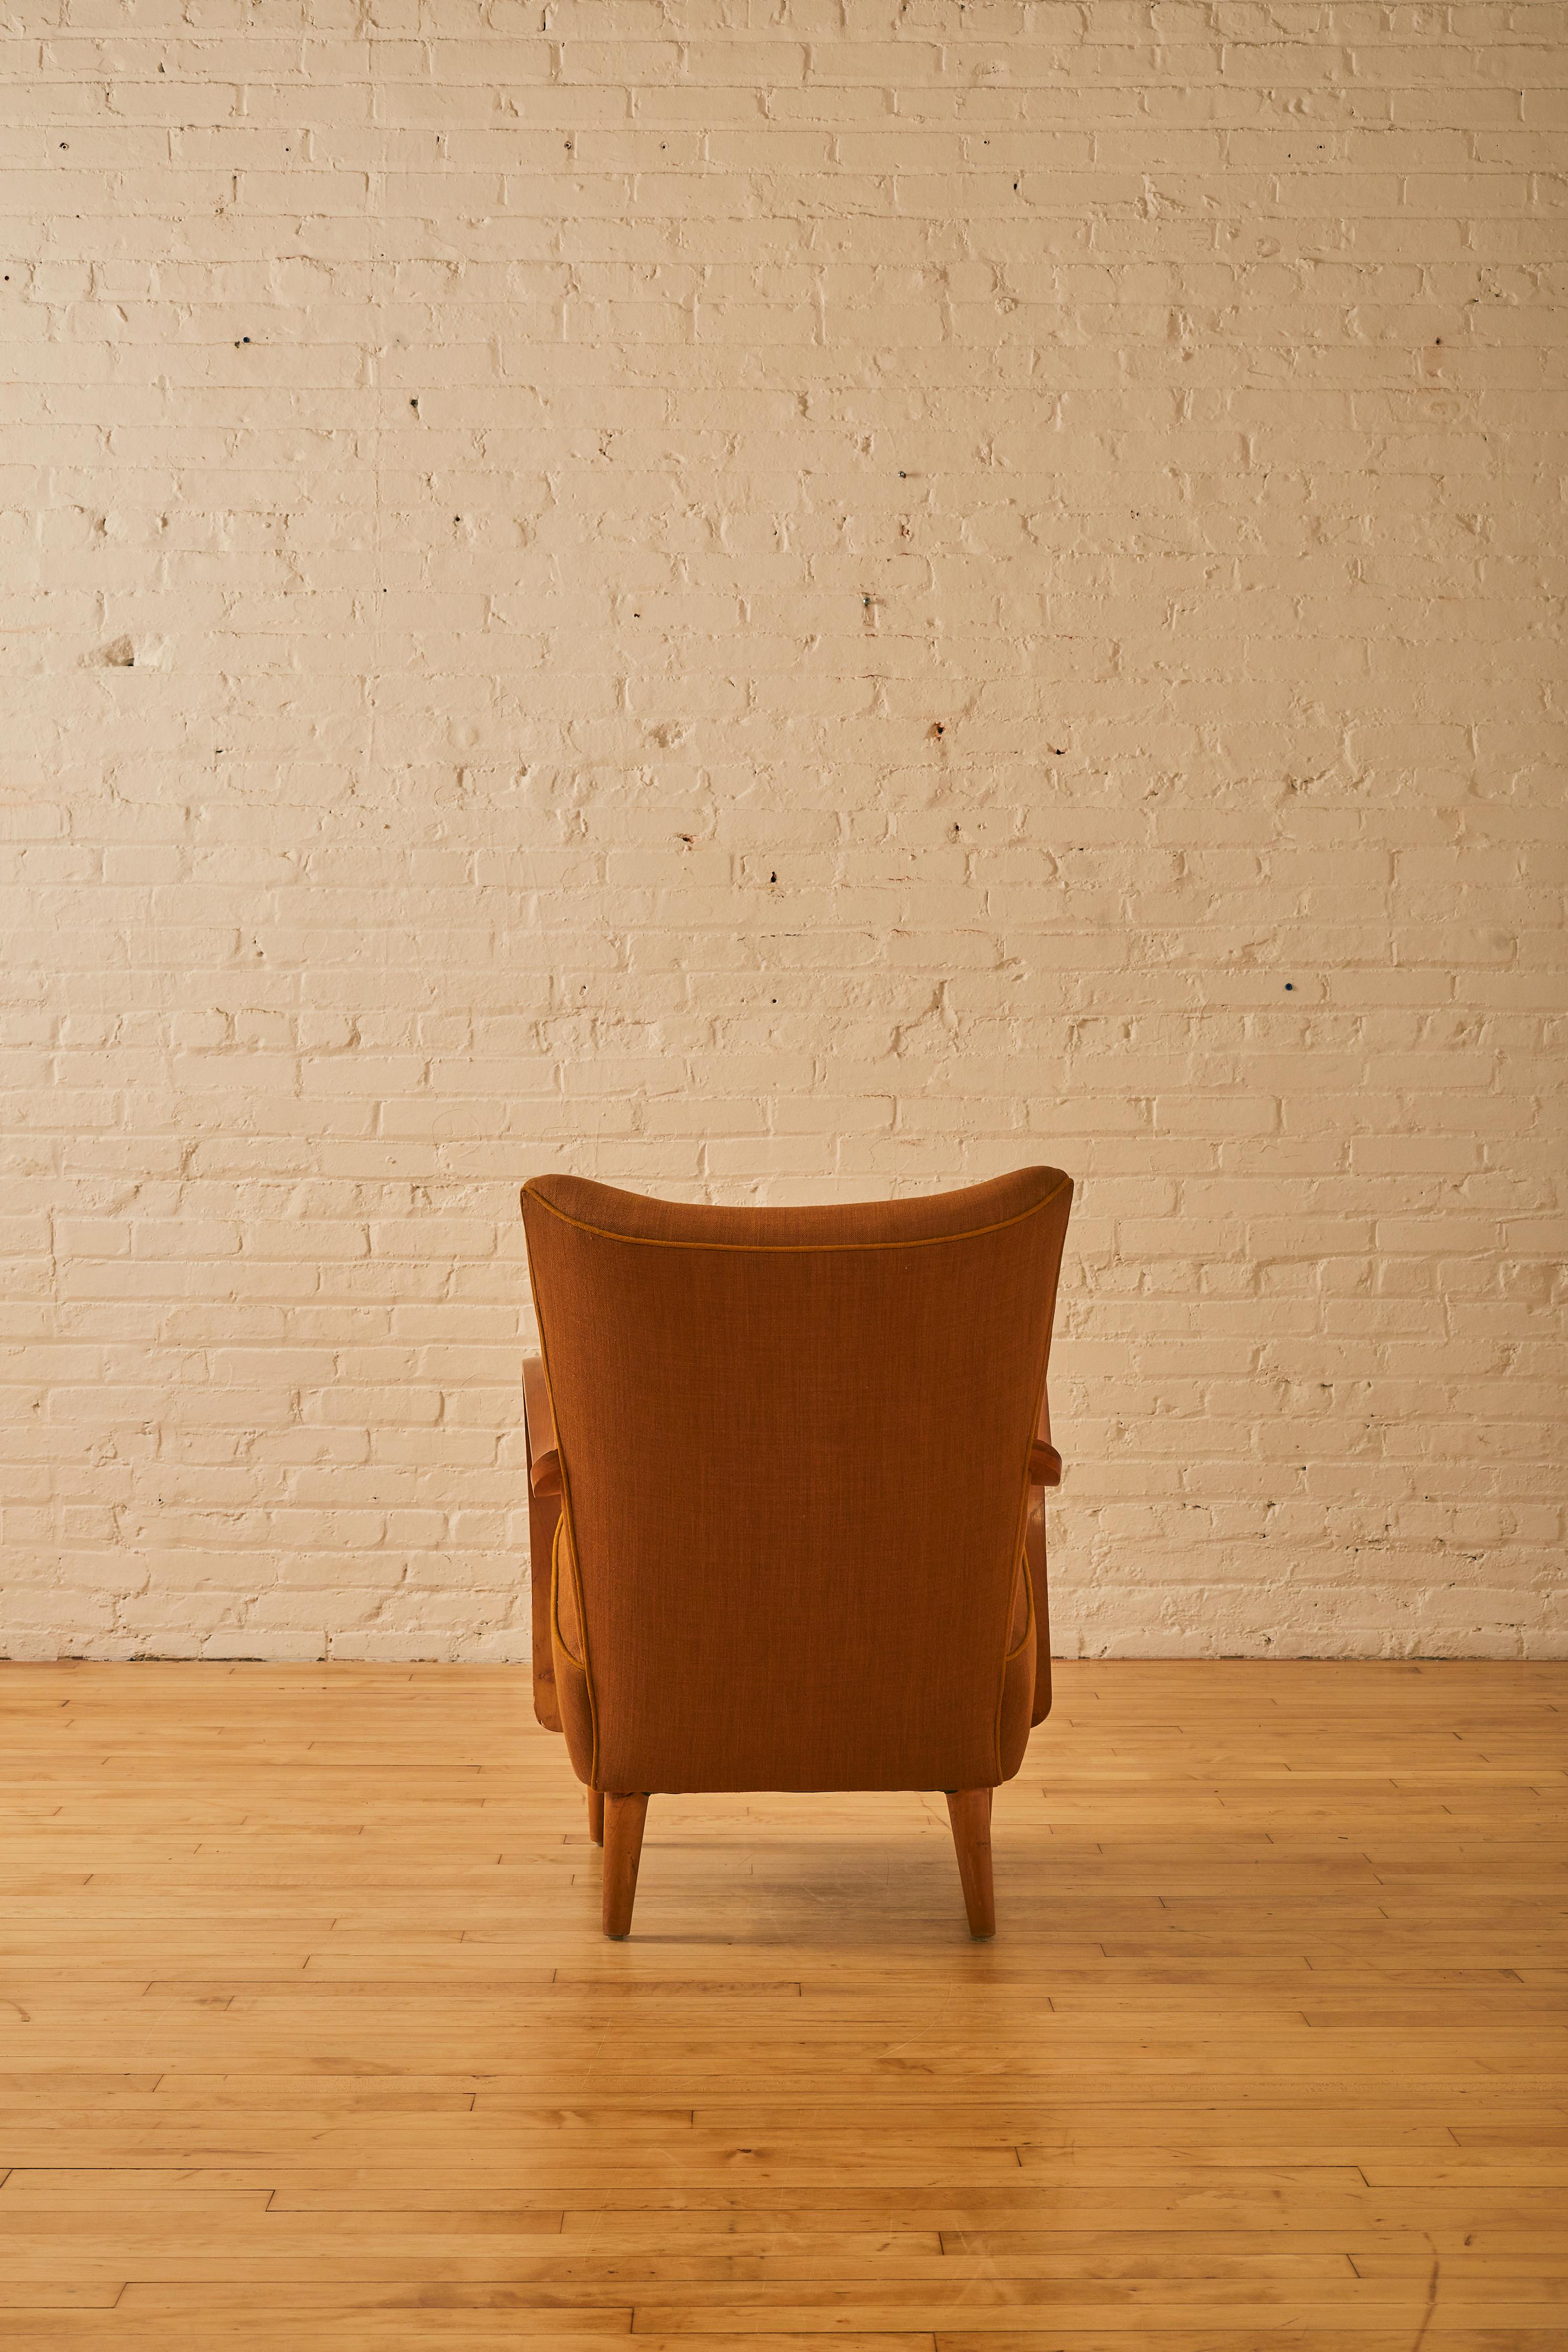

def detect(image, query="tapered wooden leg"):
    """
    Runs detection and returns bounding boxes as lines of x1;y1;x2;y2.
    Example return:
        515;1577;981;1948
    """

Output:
587;1788;604;1846
946;1788;996;1939
602;1793;649;1939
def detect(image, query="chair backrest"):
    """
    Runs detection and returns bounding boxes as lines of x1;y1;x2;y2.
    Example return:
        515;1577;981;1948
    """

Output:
521;1167;1072;1796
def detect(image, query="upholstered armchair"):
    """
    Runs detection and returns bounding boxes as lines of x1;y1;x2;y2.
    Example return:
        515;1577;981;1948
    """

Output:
519;1167;1072;1939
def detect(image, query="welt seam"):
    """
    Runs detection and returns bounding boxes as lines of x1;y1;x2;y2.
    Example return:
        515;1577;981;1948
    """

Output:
521;1177;1069;1254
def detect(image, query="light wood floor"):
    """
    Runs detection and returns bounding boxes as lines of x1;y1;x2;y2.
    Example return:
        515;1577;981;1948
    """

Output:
1;1662;1565;2350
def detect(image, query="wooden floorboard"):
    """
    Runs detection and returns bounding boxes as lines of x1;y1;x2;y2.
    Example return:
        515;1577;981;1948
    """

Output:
0;1660;1564;2348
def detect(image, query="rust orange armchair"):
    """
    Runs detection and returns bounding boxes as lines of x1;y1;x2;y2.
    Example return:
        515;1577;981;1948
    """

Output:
520;1167;1072;1939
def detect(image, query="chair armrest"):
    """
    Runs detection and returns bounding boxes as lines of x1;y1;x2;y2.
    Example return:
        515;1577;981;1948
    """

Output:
522;1355;563;1734
1029;1387;1062;1488
1026;1391;1058;1726
522;1356;561;1497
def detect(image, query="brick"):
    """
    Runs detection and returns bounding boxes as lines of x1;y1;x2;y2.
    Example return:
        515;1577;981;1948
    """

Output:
0;12;1561;1665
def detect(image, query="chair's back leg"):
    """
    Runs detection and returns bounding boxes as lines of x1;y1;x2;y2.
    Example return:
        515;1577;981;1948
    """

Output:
603;1793;649;1938
946;1788;996;1938
587;1788;604;1846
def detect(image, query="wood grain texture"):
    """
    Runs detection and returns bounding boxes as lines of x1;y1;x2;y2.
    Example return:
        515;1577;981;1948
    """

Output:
1;1660;1564;2350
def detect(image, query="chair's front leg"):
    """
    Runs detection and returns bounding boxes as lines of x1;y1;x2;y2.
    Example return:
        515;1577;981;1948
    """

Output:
603;1793;649;1938
946;1788;996;1938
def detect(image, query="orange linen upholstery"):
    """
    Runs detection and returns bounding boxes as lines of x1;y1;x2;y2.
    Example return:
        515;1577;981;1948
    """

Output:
520;1168;1071;1806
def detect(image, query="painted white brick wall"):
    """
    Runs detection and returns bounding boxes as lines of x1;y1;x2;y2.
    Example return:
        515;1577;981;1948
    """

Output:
2;5;1563;1662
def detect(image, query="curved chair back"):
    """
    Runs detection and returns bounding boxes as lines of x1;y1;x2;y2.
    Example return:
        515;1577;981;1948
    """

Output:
521;1168;1072;1797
